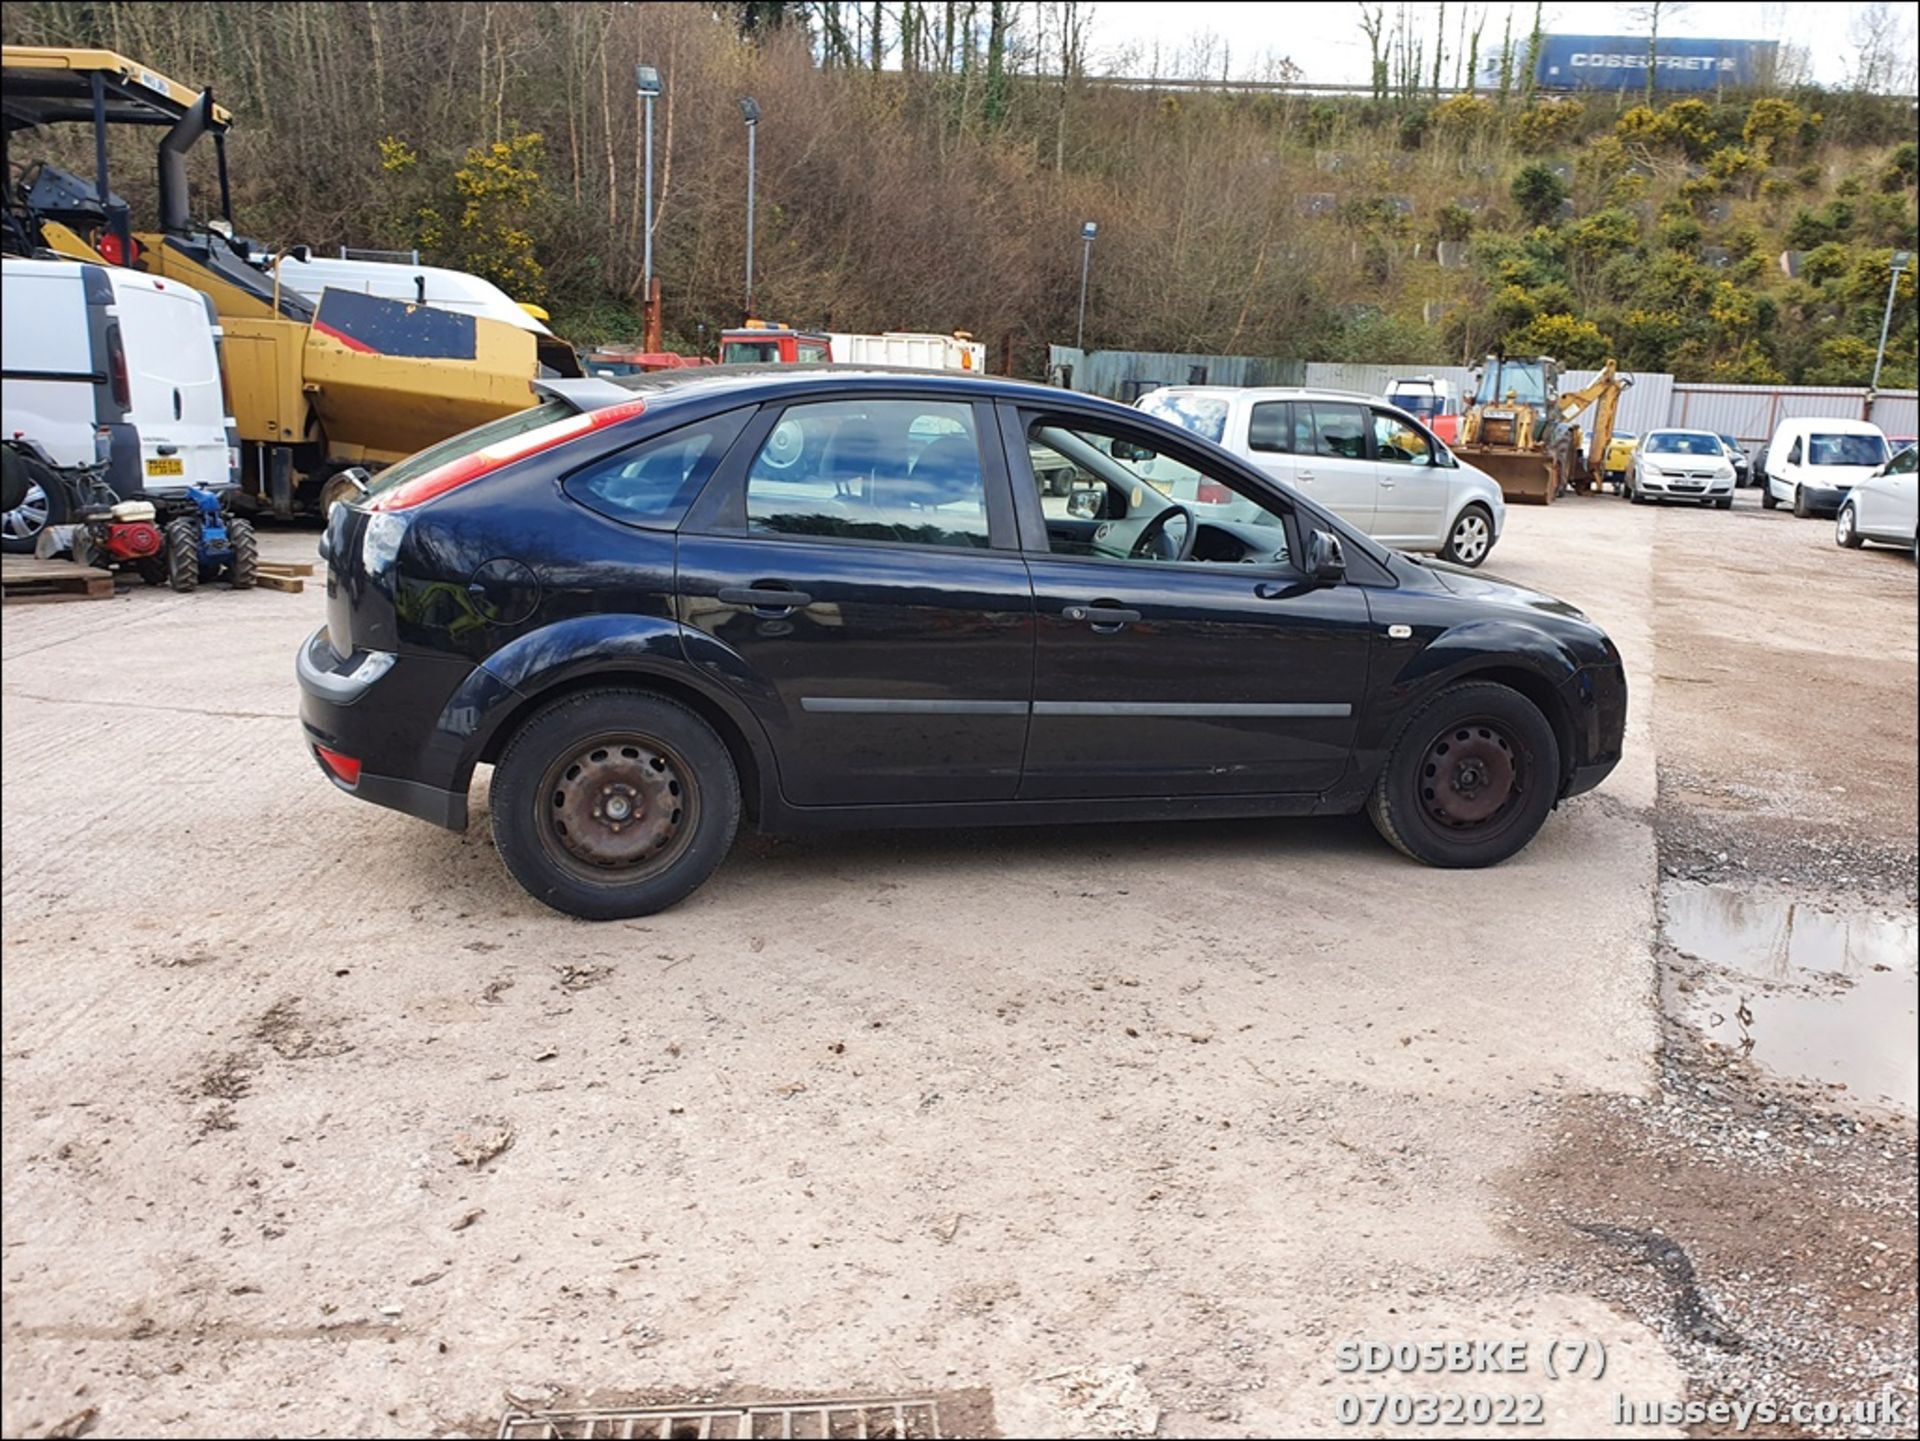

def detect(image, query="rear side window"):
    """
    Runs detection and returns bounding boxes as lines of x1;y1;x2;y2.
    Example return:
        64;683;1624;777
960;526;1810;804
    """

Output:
1308;402;1368;460
1248;401;1294;453
563;410;749;527
744;398;989;549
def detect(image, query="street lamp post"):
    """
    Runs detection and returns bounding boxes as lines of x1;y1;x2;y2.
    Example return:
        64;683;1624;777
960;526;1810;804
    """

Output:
740;97;761;321
1075;220;1098;352
1870;249;1911;393
635;65;662;294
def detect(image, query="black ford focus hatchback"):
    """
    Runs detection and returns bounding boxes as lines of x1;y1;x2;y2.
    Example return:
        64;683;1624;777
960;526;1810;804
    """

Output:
300;367;1625;919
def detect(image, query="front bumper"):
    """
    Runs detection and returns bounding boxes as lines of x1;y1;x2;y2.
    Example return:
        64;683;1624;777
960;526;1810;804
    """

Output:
1797;484;1851;514
1558;659;1627;800
1638;472;1734;499
296;625;476;831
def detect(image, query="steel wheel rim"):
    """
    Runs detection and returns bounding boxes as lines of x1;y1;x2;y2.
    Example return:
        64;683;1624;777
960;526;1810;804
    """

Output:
536;731;699;885
2;482;50;542
1837;508;1852;542
1453;514;1489;563
1419;717;1530;836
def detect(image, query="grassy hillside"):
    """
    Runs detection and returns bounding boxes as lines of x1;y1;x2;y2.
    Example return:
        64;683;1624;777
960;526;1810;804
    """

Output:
3;2;1914;384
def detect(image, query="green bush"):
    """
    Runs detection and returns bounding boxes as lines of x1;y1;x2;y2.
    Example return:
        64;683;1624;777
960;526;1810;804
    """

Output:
1511;164;1569;226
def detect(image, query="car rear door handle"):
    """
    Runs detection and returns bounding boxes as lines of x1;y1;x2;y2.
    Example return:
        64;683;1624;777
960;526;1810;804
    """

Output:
1063;603;1142;630
1296;470;1315;482
1378;478;1396;489
718;585;813;611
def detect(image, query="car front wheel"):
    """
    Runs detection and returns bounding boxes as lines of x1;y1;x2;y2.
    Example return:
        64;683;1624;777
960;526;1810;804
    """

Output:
1793;484;1812;519
1760;478;1778;510
1441;504;1495;567
1835;502;1863;549
490;689;741;920
1366;681;1561;869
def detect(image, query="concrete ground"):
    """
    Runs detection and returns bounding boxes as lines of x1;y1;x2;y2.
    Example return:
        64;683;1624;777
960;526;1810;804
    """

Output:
0;490;1910;1438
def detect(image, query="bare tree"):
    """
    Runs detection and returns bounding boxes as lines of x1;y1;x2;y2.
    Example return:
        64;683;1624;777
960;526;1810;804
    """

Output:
1847;1;1919;94
1358;3;1388;101
1629;1;1691;106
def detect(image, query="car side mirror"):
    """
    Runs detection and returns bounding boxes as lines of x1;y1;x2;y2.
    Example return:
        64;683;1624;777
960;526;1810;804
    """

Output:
1306;528;1346;583
1066;486;1105;520
1110;440;1155;462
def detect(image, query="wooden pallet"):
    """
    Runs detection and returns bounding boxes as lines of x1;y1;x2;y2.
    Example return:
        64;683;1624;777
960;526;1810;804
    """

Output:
257;560;315;578
254;572;304;594
0;555;114;602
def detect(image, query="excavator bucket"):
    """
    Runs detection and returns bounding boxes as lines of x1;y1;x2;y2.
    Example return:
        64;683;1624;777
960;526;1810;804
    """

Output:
302;289;539;457
1456;447;1558;505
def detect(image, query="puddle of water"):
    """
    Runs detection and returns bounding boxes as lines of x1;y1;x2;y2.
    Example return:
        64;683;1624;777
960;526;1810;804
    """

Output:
1662;883;1918;1112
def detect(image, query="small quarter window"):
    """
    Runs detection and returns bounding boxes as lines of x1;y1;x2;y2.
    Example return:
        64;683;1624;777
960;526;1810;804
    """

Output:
562;410;749;527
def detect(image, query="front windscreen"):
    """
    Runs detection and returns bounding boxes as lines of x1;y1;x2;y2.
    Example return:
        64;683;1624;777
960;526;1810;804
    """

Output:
1808;433;1888;467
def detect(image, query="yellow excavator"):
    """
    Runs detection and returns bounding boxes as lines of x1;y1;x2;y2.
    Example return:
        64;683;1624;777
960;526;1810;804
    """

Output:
1454;354;1634;505
2;45;570;516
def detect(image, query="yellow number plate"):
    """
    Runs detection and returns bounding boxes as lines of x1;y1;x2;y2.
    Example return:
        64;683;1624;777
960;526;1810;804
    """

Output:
145;457;186;477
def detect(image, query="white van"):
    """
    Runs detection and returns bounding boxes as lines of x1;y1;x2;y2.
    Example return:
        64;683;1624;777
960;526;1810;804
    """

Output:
1;256;236;552
1760;415;1890;519
1134;386;1508;566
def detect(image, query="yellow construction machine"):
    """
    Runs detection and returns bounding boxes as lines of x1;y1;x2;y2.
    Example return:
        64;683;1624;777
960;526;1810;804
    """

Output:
1;46;565;515
1454;354;1634;504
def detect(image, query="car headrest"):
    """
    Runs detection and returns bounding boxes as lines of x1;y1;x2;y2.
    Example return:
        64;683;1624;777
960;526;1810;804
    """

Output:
821;418;885;481
895;434;982;509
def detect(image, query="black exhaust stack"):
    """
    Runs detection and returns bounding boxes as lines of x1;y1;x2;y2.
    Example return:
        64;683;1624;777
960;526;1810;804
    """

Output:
158;91;214;237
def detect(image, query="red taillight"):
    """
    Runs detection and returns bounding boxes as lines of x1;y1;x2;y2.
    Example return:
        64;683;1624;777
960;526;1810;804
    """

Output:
367;398;650;512
105;324;130;410
1198;480;1232;505
315;745;362;787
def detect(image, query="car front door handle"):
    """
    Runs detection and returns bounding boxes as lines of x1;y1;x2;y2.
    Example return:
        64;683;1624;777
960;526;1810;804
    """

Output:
718;585;813;612
1379;478;1396;489
1063;603;1142;629
1296;470;1315;481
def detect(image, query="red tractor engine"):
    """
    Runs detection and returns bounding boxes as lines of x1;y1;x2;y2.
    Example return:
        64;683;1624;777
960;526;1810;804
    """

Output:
100;518;163;561
72;500;168;584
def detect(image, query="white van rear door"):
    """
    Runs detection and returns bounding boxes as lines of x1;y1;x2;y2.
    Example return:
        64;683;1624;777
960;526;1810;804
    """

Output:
113;278;229;492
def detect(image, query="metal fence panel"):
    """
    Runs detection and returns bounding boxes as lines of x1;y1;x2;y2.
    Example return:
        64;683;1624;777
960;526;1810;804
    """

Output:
1049;347;1303;401
1666;384;1919;446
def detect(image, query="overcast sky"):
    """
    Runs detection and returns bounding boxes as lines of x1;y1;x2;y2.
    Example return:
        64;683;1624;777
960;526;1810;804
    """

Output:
1077;2;1916;89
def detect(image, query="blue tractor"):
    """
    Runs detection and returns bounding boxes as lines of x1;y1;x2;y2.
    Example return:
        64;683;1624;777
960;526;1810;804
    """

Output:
161;485;258;592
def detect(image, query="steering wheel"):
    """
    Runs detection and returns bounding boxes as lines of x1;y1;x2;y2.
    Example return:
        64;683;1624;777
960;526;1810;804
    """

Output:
1129;502;1198;562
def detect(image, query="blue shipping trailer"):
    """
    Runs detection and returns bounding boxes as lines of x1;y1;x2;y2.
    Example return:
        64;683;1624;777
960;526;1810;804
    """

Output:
1532;34;1778;92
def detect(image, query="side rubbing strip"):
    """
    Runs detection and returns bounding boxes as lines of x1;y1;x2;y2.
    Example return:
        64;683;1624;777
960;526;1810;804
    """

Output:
801;698;1029;715
1031;701;1352;718
800;699;1351;718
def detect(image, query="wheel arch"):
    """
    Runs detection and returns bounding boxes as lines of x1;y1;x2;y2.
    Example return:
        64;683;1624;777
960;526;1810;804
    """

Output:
475;665;771;826
1374;629;1582;792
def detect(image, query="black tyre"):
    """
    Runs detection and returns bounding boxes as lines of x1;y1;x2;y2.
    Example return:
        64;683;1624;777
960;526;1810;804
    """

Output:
1714;495;1733;510
228;516;259;588
1366;681;1561;869
1760;478;1778;510
1834;502;1863;549
1792;484;1811;519
136;556;168;586
1440;503;1495;567
490;689;740;919
164;517;200;593
2;477;69;556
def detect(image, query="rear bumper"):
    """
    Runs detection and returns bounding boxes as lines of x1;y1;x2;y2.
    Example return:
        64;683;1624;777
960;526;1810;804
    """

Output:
296;625;478;831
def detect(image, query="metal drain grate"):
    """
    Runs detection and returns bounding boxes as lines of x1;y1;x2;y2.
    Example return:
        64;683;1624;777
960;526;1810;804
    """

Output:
499;1398;943;1440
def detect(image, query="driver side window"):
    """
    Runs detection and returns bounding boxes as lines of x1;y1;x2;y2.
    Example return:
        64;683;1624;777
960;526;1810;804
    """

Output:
1371;409;1436;467
1025;417;1291;569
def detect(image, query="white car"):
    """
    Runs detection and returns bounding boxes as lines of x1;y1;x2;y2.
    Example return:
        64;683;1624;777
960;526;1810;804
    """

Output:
1835;443;1917;556
1760;415;1890;518
1628;428;1737;508
1135;386;1507;566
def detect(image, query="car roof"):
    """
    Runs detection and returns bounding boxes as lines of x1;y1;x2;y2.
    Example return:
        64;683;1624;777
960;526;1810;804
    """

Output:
1143;385;1388;405
1776;416;1884;434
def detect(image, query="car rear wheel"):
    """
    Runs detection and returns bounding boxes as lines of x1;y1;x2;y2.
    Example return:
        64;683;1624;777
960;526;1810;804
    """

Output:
1441;504;1494;567
1835;502;1863;549
1366;681;1561;869
490;689;740;920
1793;484;1812;519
